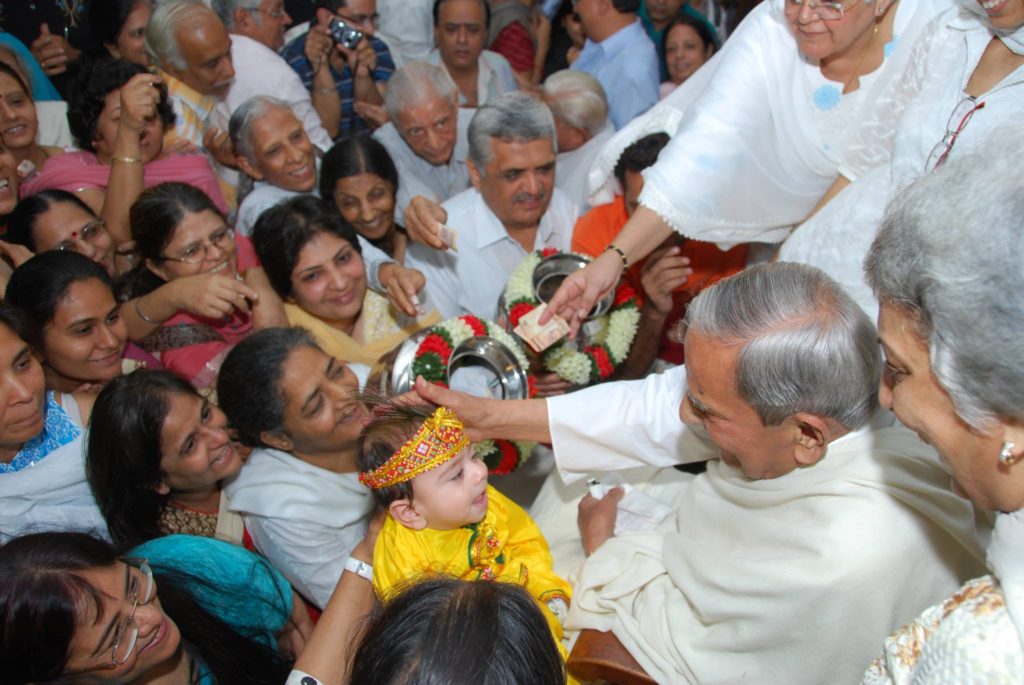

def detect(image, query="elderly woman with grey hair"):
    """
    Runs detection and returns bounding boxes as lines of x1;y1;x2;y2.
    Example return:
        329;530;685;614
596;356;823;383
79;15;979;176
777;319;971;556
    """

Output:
861;142;1024;682
409;260;984;684
230;96;427;317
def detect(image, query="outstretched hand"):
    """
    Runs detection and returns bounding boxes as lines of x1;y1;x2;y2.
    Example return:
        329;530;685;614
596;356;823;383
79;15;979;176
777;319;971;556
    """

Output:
540;249;624;336
413;376;490;442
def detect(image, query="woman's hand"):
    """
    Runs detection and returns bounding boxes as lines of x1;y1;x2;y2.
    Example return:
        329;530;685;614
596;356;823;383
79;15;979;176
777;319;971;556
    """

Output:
0;240;36;269
403;196;448;250
379;263;425;317
541;249;624;336
119;73;162;135
640;246;692;315
277;590;315;659
168;273;260;318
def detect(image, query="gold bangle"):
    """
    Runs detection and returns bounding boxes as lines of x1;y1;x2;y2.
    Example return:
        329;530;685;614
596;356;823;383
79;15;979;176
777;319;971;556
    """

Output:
605;243;628;270
111;155;141;164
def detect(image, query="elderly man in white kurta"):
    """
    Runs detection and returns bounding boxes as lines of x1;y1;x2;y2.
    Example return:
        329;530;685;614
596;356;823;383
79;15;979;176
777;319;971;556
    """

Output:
372;62;474;220
413;262;987;685
405;91;578;320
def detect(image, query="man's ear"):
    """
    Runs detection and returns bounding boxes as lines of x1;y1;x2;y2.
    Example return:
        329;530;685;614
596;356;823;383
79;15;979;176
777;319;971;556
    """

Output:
467;158;482;190
259;431;294;453
236;155;263;181
234;7;254;34
792;413;831;466
389;498;428;530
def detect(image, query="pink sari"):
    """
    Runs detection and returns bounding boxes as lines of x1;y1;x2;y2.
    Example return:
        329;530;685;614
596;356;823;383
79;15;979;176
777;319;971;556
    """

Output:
19;151;229;214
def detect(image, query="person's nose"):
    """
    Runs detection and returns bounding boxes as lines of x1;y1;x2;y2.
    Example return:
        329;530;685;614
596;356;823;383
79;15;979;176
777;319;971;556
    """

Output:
325;263;348;291
455;26;469;45
797;0;817;23
7;374;35;406
360;199;375;222
522;171;542;196
0;100;17;121
97;322;121;350
220;54;236;82
132;601;165;641
424;127;442;153
471;455;487;484
878;377;894;411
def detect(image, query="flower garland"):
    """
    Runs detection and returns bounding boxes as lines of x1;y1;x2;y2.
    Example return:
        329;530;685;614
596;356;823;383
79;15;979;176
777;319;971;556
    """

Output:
410;315;535;475
503;248;641;386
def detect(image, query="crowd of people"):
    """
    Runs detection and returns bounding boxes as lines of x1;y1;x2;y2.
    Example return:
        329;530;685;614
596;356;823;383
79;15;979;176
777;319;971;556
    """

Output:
0;0;1021;683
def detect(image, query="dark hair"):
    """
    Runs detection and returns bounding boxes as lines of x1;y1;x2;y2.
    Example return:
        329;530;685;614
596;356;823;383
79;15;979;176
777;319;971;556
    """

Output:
5;252;113;335
6;190;98;252
252;195;362;300
315;0;352;13
120;182;226;299
350;577;566;685
89;0;149;51
356;401;439;507
611;0;641;13
432;0;491;28
0;303;41;351
613;132;671;185
320;136;400;204
0;61;30;98
661;11;718;64
0;532;293;685
66;57;175;152
218;327;321;447
86;370;201;549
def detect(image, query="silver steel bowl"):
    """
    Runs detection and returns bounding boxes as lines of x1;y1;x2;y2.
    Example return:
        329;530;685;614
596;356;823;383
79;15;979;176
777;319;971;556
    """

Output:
381;328;430;396
531;253;614;320
447;336;529;400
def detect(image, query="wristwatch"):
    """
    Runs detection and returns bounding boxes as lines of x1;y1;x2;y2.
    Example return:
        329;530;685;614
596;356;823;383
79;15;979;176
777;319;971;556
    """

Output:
344;556;373;582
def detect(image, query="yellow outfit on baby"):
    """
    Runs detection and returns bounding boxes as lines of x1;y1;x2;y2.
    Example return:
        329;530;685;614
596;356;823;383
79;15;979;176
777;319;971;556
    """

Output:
373;484;572;650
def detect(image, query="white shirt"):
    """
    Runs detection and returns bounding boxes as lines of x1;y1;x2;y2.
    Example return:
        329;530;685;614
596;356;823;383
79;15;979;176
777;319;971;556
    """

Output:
404;186;578;319
234;182;394;293
376;0;435;67
426;48;519;107
372;107;474;219
217;33;333;152
535;366;987;685
555;121;615;213
225;446;373;608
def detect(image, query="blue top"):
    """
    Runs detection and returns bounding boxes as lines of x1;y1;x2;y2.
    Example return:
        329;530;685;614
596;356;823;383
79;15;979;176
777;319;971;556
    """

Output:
282;25;395;137
637;1;720;82
131;535;293;683
0;32;62;101
571;19;660;129
0;392;81;474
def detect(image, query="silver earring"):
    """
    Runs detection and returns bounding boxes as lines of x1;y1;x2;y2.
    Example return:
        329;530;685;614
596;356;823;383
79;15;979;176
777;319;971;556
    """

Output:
999;441;1019;466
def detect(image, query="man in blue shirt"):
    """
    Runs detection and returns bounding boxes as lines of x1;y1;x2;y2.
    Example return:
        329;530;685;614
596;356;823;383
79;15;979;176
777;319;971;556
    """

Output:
570;0;659;129
281;0;395;136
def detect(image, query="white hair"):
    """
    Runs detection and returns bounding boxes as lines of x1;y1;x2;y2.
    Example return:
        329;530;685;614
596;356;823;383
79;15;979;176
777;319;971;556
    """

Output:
211;0;262;30
865;134;1024;429
229;95;294;166
146;0;212;70
542;70;608;136
468;91;557;168
684;262;881;430
383;62;458;121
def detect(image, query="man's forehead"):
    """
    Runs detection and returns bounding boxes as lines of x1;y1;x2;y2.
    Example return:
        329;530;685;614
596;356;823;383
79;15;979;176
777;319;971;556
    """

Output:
439;0;486;21
178;15;230;57
486;137;555;166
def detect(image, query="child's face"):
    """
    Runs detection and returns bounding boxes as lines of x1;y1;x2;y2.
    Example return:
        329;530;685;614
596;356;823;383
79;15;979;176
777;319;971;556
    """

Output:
408;446;489;531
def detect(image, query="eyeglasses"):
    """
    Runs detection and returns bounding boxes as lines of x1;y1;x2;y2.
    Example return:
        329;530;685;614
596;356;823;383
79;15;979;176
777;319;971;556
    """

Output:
925;96;986;172
783;0;855;21
252;5;287;19
159;227;234;265
54;219;107;253
337;10;379;28
109;560;155;666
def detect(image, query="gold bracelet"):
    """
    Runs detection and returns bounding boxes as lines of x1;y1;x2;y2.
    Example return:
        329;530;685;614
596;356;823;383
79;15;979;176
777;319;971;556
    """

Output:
111;155;141;164
605;243;628;270
314;86;338;95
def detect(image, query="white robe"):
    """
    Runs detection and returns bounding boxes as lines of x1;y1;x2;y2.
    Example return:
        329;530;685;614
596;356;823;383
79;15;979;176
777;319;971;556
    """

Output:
585;0;950;246
536;366;987;684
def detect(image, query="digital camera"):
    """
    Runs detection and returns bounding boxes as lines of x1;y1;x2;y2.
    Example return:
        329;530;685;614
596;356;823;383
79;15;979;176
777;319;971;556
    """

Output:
328;17;364;49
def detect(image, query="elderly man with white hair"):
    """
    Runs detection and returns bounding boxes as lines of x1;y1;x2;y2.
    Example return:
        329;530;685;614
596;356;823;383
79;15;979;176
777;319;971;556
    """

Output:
404;91;577;322
372;61;474;219
210;0;334;152
543;69;615;212
230;96;425;314
412;261;987;685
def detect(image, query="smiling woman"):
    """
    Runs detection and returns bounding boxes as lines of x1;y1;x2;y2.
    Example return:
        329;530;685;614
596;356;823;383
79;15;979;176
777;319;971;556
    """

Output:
218;327;374;608
0;531;296;685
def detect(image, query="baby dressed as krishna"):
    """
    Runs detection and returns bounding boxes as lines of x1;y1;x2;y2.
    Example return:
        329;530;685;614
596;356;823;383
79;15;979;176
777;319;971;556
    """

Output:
357;403;572;652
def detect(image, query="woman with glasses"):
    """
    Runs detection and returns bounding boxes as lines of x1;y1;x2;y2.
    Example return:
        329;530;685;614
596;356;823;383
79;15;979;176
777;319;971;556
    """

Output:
118;183;283;396
779;0;1024;318
19;57;228;246
526;0;950;328
0;531;303;685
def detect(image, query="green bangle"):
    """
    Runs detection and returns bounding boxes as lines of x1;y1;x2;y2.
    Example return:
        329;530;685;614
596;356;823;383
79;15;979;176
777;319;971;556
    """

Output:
605;243;628;270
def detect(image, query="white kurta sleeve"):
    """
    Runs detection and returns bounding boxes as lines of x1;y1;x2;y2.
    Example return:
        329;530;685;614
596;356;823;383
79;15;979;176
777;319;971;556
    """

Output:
356;235;395;294
403;242;463;319
547;365;717;482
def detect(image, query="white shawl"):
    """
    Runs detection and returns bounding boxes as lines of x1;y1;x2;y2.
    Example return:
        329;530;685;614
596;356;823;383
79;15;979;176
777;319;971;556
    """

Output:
586;0;949;247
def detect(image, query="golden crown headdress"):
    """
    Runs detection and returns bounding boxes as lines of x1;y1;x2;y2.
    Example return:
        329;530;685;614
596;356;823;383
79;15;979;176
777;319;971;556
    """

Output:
359;407;470;490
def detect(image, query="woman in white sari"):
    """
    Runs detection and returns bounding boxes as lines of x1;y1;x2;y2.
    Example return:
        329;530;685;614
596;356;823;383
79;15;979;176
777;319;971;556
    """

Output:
538;0;950;327
780;0;1024;318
